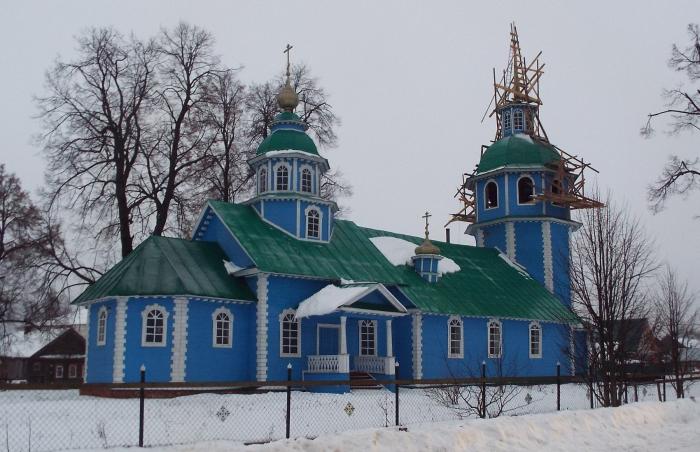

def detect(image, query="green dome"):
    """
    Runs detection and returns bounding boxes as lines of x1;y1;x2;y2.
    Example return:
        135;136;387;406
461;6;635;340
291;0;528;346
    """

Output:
477;135;560;174
256;129;319;156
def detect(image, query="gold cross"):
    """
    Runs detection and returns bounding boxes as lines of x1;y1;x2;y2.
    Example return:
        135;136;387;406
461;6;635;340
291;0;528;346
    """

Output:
283;44;293;77
422;211;432;238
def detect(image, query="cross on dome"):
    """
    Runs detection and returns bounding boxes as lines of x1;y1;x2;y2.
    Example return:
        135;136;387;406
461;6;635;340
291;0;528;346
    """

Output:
277;43;299;112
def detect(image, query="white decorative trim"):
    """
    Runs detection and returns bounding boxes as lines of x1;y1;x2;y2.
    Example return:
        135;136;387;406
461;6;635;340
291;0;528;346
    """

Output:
447;315;464;358
279;308;301;357
273;161;291;192
528;321;542;358
487;318;502;359
484;179;499;210
386;319;393;358
476;228;485;248
504;173;510;215
97;306;108;346
412;313;423;379
141;304;169;347
256;274;269;380
112;297;127;383
292;158;298;192
257;166;268;194
299;163;314;193
304;205;323;240
358;319;378;356
505;222;516;261
542;221;554;293
212;306;233;348
296;199;300;237
340;316;348;355
170;298;188;382
516;174;536;205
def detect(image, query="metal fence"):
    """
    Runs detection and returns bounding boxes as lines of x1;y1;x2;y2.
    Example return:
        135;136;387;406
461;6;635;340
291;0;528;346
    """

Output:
1;369;698;452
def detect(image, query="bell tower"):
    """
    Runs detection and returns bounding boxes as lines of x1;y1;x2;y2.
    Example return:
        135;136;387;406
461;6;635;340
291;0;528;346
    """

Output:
447;24;602;307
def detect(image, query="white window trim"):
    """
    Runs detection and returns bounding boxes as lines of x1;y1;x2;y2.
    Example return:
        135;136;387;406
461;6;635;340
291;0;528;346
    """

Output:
273;162;291;192
212;307;234;348
68;363;78;379
502;109;512;133
55;365;64;379
513;108;524;130
487;319;502;359
299;164;314;194
484;179;499;210
96;306;108;346
141;304;169;347
447;316;464;359
358;319;378;357
529;321;542;359
304;205;323;240
258;166;268;194
279;308;301;358
516;174;536;205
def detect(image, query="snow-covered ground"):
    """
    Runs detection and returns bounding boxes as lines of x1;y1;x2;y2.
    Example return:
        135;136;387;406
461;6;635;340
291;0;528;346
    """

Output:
0;382;697;451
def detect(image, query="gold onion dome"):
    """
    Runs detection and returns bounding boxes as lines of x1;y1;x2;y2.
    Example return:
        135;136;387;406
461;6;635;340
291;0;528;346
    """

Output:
277;80;299;112
415;238;440;256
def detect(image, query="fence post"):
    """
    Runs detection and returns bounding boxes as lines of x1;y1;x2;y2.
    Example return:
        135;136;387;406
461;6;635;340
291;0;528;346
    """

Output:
139;365;145;448
480;361;486;419
588;366;594;409
286;363;292;439
395;361;400;427
634;382;638;402
556;362;561;411
662;374;667;402
656;380;662;402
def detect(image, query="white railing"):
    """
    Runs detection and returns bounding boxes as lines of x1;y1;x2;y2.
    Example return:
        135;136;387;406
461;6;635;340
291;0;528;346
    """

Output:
354;355;395;375
307;354;350;373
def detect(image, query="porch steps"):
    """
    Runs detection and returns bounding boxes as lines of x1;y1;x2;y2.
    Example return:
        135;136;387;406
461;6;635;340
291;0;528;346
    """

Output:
349;371;383;390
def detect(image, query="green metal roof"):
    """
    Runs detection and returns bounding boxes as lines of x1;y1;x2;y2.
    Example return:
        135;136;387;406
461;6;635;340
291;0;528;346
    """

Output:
209;201;578;323
256;129;319;156
477;135;560;174
72;236;255;304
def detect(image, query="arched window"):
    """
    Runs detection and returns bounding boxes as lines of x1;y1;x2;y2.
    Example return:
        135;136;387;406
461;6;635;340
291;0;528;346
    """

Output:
502;109;512;132
258;167;267;193
529;322;542;358
97;307;108;346
306;209;320;239
142;306;168;346
276;165;289;191
212;308;233;348
485;181;498;209
513;109;524;130
517;176;535;204
280;309;300;357
448;316;463;358
301;168;312;193
488;320;502;358
359;320;377;356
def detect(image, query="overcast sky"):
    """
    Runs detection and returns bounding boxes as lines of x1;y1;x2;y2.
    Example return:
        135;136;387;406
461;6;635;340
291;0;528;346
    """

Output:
1;0;698;297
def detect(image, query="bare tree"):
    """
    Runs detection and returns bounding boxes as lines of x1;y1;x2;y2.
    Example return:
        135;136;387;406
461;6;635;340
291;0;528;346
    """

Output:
643;24;700;214
570;193;657;407
654;265;697;398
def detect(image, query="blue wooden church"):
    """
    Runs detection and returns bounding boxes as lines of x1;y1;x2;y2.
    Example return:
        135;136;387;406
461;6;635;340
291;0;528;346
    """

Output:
75;27;599;388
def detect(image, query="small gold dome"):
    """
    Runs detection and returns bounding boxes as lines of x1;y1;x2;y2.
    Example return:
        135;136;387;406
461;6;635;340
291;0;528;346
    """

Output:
277;81;299;112
415;238;441;256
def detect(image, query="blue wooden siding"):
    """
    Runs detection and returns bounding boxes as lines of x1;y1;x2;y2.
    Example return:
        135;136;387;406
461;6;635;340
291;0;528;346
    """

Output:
86;299;116;383
551;222;572;307
514;221;545;285
123;297;175;383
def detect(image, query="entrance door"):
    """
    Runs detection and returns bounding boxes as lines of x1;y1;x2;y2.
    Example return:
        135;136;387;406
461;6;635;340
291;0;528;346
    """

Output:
317;325;340;355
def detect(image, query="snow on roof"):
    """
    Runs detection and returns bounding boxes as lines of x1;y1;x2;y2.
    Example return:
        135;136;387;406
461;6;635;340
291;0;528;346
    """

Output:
369;236;461;275
513;133;534;144
223;260;244;275
498;252;531;278
295;285;370;319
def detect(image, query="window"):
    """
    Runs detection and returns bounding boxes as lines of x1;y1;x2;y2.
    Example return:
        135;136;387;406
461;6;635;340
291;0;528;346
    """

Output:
97;307;107;346
68;364;78;379
280;309;300;357
448;316;463;358
55;365;64;379
301;168;312;193
359;320;377;356
517;176;535;204
142;306;168;347
307;209;320;239
529;323;542;358
258;167;268;193
502;109;512;132
276;165;289;191
212;308;233;348
513;109;524;130
488;320;502;358
485;181;498;209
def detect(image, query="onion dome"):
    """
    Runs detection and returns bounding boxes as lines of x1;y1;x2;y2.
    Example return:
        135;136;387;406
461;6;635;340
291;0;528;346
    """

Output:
415;237;441;256
277;80;299;112
477;134;561;174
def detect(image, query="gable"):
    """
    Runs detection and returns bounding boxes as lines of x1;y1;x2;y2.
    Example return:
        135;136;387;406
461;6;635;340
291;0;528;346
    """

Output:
33;329;85;358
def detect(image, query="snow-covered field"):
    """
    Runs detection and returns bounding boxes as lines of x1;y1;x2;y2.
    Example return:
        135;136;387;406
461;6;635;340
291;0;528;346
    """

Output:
0;382;696;451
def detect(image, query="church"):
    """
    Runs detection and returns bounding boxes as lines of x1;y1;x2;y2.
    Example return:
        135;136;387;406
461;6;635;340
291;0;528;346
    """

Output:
76;26;597;388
